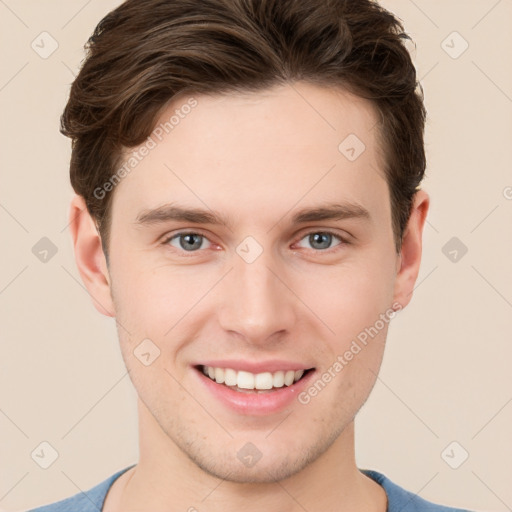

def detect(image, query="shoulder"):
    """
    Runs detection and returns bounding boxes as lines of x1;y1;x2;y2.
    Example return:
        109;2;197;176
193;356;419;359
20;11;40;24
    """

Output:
361;469;475;512
25;465;135;512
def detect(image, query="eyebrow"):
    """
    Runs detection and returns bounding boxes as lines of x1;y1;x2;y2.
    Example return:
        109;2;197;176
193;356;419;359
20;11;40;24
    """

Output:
134;201;371;229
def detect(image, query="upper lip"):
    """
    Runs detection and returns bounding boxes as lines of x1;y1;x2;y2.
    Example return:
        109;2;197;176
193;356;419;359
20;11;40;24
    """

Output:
195;360;314;374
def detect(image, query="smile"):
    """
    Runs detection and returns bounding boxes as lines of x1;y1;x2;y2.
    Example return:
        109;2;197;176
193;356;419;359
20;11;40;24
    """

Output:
193;361;317;414
200;365;311;392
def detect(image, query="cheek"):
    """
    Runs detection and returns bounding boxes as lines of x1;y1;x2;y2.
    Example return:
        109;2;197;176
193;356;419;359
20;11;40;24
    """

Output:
296;257;394;335
111;259;207;331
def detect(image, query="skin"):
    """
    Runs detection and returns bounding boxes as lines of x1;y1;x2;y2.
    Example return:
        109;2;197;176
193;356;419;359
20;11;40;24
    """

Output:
69;82;429;512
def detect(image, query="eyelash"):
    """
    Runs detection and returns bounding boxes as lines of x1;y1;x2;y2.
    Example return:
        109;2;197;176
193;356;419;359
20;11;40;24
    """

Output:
160;229;349;256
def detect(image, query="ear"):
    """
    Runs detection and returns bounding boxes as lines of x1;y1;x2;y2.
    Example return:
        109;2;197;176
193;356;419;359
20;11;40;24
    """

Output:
68;194;115;317
392;189;430;310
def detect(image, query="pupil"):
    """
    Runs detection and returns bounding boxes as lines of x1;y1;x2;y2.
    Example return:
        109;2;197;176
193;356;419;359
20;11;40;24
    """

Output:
311;232;331;250
181;234;202;250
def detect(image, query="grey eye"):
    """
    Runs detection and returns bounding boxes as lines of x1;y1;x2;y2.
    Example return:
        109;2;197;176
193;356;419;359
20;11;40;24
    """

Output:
298;232;341;251
168;233;209;251
310;233;332;250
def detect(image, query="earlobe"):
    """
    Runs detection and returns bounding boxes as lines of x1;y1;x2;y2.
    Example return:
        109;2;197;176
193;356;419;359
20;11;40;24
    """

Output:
392;189;430;310
68;194;115;317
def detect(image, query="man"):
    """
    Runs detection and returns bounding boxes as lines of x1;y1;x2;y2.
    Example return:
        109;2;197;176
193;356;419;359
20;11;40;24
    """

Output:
28;0;474;510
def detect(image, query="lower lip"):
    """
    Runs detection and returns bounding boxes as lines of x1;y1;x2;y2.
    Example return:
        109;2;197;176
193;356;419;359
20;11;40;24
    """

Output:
193;367;316;416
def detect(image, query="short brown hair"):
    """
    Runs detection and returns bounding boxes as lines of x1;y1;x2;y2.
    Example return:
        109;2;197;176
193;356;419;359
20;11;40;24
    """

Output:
61;0;426;259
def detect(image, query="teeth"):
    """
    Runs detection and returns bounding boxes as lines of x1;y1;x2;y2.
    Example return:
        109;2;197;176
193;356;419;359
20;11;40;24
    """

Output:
273;371;285;388
214;367;225;384
201;366;307;390
224;368;237;386
237;371;254;389
284;370;295;386
255;372;273;390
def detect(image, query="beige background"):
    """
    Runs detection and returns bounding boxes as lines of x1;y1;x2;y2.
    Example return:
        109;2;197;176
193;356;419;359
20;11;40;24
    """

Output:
1;0;511;511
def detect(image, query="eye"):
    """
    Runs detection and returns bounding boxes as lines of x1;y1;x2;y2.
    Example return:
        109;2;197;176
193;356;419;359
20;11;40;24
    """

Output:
295;231;346;252
161;229;348;256
163;232;212;252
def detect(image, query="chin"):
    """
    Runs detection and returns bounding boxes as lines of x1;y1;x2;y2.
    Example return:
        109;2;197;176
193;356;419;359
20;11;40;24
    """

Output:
178;421;346;485
189;451;309;484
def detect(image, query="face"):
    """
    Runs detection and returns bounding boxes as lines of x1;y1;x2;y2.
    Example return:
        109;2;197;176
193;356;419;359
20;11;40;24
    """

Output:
97;83;406;482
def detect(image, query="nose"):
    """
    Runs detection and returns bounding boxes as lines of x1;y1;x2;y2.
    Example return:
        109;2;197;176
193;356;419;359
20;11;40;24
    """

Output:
217;247;297;346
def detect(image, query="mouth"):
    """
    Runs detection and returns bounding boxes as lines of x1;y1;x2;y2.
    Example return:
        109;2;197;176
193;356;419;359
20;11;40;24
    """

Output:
194;364;315;394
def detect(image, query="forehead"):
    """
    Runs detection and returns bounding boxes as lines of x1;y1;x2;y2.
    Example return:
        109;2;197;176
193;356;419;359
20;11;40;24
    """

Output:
111;82;388;226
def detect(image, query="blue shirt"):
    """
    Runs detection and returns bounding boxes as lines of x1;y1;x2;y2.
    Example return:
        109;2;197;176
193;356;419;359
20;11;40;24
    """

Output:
26;465;473;511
